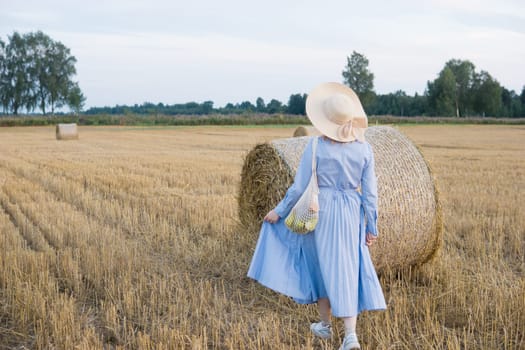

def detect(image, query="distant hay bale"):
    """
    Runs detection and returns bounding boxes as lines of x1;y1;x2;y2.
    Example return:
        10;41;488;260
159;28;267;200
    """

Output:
293;126;320;137
56;123;79;140
239;126;442;273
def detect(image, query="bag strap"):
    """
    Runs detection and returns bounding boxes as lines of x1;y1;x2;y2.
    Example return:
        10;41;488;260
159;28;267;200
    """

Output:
311;136;318;174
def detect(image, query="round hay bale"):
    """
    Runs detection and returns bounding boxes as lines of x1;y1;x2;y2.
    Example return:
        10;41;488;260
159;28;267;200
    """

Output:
293;126;320;137
56;123;79;140
239;126;442;273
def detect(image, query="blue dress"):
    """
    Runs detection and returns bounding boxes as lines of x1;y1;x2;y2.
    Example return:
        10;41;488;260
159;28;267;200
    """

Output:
247;136;386;317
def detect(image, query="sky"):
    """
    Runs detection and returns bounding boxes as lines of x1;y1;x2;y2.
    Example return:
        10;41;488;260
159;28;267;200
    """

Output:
1;0;524;109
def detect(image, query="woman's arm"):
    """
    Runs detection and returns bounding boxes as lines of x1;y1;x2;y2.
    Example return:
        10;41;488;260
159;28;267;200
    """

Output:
269;138;316;221
361;143;378;236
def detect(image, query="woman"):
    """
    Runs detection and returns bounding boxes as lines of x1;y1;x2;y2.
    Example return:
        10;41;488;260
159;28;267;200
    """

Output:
248;82;386;350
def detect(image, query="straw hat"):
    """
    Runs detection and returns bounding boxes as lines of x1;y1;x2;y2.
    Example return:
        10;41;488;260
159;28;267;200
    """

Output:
306;82;368;142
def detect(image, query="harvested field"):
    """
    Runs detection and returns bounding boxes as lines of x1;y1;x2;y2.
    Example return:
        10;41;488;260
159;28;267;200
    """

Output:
0;124;523;349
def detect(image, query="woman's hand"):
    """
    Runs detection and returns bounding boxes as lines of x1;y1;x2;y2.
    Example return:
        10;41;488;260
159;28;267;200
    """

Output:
365;233;377;246
264;209;280;224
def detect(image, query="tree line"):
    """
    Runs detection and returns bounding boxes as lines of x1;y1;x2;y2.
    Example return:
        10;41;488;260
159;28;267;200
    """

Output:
84;94;308;116
86;52;525;118
344;51;525;118
1;31;523;118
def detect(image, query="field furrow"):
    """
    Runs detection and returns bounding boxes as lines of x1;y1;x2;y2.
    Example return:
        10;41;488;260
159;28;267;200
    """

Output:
0;179;54;253
0;155;246;348
0;158;184;347
6;153;236;240
0;190;105;348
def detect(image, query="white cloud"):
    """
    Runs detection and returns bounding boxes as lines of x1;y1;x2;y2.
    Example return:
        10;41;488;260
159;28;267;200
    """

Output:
4;10;58;23
429;0;525;17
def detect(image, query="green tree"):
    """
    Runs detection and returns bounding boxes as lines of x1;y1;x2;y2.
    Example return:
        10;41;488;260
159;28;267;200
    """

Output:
0;38;7;113
3;32;33;114
410;93;428;116
342;51;375;108
426;67;457;116
393;90;410;116
256;97;266;112
66;82;85;114
266;99;283;114
239;101;255;112
500;88;523;118
287;93;306;115
444;59;477;117
202;100;213;114
26;31;82;114
472;71;502;117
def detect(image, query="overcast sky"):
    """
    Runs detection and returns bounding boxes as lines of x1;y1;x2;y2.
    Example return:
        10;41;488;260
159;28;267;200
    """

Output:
1;0;524;109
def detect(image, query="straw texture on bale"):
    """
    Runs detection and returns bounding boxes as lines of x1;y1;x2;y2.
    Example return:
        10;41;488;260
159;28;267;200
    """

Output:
56;123;79;140
239;126;442;273
293;125;320;137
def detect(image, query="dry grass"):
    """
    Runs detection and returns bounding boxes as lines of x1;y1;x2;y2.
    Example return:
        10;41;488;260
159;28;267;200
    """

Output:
0;124;523;349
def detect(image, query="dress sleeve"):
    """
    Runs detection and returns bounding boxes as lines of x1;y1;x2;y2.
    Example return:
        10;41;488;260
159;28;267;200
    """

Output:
361;142;378;236
274;138;315;218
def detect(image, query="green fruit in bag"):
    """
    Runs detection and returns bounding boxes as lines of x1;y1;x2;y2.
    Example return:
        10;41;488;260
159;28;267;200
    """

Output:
304;217;318;231
285;212;296;227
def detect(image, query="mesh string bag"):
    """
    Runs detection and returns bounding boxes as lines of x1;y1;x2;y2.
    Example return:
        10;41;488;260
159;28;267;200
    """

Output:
284;137;319;234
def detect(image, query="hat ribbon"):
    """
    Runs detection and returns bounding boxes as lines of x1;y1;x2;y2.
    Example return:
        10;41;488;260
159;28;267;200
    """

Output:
338;120;353;140
337;117;367;140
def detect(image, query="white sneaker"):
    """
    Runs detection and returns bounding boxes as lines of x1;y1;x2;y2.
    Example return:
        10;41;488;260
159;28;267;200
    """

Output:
310;321;332;339
339;332;361;350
